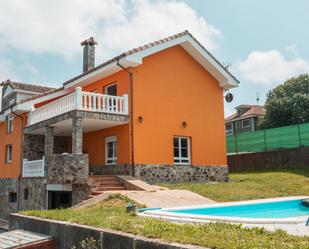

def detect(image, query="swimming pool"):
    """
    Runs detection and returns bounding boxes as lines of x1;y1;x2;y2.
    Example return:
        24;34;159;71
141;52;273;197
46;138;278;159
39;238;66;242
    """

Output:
140;197;309;224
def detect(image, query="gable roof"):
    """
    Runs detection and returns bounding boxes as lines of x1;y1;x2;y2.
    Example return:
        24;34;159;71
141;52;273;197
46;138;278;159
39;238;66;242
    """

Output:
1;79;55;94
225;105;265;122
63;30;239;89
15;30;239;113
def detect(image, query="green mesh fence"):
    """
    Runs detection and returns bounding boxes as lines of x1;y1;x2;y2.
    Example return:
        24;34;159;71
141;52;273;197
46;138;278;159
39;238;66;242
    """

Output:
226;123;309;154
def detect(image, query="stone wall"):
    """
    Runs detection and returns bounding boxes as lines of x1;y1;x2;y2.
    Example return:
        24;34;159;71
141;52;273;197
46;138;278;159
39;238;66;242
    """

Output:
228;147;309;172
45;154;89;184
10;214;207;249
0;179;18;220
90;164;228;183
19;178;46;211
90;164;132;175
72;183;91;206
23;134;68;160
134;164;228;183
0;178;46;220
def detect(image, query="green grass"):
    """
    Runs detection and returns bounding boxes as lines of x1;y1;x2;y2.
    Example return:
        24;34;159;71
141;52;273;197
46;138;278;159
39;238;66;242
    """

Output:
22;195;309;249
160;167;309;202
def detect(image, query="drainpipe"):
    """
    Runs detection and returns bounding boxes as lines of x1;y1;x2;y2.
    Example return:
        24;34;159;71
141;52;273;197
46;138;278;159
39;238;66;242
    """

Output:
11;107;24;212
116;60;135;177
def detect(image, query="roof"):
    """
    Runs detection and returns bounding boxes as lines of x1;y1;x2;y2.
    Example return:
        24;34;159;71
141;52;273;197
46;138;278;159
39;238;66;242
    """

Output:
64;30;239;86
1;79;55;94
225;105;265;122
16;30;240;110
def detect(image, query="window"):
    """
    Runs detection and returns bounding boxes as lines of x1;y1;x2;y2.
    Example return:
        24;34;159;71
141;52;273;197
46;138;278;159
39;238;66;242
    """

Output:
225;123;233;135
242;119;251;128
104;83;117;96
236;121;241;129
9;192;17;203
6;115;13;133
105;136;117;165
173;137;190;164
24;188;29;200
6;144;12;163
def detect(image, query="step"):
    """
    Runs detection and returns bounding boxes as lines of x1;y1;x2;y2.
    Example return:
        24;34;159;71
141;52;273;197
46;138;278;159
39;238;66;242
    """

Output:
92;191;105;196
94;186;126;191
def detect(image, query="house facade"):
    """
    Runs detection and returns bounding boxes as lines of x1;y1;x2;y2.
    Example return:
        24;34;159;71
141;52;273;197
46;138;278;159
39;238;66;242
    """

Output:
225;105;265;135
0;31;238;219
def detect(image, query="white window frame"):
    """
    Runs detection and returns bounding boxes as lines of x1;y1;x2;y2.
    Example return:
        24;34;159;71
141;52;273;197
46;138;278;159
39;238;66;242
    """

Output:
242;119;251;128
225;123;233;135
7;115;13;133
236;121;241;129
173;136;191;165
104;83;117;96
105;136;117;165
6;144;12;163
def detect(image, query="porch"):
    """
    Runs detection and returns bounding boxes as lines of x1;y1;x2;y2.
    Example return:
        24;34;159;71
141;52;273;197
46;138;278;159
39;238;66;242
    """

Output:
22;87;130;180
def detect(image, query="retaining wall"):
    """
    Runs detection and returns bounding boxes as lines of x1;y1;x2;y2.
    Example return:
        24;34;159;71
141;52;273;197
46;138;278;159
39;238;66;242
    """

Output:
228;147;309;172
9;214;207;249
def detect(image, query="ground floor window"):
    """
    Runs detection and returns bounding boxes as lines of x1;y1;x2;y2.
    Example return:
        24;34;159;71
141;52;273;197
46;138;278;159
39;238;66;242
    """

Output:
173;136;190;164
9;192;17;203
6;144;12;163
48;191;72;209
105;136;117;165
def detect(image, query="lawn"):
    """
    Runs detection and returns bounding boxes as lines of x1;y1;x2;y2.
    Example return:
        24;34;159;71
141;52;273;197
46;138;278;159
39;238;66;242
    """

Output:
22;195;309;249
160;167;309;202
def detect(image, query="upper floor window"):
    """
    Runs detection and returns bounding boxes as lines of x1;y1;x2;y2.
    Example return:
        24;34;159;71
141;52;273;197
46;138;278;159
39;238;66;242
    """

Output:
225;123;233;135
104;83;117;96
105;136;117;165
174;137;190;164
7;115;13;133
242;119;251;128
6;144;12;163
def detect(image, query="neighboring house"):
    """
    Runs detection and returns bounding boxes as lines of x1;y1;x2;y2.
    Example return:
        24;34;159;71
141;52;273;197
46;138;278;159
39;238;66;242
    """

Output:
0;31;238;218
225;104;265;135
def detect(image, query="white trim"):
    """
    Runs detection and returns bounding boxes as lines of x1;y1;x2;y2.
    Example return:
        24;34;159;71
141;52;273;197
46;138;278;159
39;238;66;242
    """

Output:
242;118;251;129
173;136;191;165
6;144;13;163
105;136;117;165
104;83;117;95
64;34;239;90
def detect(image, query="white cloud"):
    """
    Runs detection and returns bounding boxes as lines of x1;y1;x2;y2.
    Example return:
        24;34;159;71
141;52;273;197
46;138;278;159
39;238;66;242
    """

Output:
0;0;220;60
285;44;298;56
0;58;17;81
238;50;309;86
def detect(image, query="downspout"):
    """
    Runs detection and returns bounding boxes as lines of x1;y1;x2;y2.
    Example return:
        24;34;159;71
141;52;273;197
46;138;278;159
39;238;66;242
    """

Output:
116;60;135;177
11;107;24;212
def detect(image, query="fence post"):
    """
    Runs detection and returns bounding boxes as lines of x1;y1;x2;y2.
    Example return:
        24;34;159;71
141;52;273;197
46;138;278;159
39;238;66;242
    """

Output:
263;130;267;152
298;124;302;146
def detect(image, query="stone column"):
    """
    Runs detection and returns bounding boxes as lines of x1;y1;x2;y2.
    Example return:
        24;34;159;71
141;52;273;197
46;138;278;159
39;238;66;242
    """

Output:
72;114;83;154
44;126;54;156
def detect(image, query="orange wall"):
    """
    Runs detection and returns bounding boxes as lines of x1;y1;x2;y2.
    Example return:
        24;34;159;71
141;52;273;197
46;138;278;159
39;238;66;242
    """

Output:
0;117;23;178
81;70;131;167
132;45;227;166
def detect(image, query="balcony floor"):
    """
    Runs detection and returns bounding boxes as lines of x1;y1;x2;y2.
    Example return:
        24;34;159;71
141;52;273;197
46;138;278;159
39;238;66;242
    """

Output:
25;110;129;135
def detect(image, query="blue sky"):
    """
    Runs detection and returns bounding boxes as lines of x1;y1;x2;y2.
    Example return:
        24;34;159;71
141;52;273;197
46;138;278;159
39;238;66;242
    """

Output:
0;0;309;116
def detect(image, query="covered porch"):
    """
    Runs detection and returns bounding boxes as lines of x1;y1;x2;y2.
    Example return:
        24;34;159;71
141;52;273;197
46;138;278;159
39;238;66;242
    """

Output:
22;87;129;179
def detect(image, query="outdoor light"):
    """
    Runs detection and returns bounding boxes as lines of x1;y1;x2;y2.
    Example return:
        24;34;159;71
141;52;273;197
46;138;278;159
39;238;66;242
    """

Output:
182;121;187;128
138;116;143;123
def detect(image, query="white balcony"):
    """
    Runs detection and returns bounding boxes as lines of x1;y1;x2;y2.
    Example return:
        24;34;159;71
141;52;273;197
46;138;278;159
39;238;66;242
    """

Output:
23;157;45;177
27;87;129;126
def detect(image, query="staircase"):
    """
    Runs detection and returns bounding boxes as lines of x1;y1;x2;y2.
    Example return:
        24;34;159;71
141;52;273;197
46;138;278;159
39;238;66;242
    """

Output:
88;175;126;197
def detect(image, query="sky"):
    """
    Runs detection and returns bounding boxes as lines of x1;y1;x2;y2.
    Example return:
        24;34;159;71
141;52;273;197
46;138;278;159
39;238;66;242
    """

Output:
0;0;309;117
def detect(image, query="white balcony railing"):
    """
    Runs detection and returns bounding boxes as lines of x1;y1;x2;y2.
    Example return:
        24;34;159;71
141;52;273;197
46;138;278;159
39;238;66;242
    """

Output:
23;157;45;177
27;87;129;125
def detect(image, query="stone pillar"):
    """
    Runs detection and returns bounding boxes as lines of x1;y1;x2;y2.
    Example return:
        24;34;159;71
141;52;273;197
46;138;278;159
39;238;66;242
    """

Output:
44;126;54;156
72;115;83;154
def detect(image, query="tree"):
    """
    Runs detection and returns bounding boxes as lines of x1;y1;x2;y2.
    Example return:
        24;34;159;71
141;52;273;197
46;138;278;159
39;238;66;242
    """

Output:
259;74;309;129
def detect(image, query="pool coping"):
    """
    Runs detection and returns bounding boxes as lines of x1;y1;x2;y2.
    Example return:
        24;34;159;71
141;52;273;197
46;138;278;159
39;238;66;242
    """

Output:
139;196;309;225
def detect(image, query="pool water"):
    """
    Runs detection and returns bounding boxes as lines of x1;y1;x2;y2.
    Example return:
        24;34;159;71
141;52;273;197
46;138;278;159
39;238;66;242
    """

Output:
169;199;309;218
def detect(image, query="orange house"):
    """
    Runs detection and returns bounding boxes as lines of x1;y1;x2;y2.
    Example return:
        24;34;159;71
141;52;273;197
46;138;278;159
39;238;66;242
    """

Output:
0;31;238;181
0;31;238;215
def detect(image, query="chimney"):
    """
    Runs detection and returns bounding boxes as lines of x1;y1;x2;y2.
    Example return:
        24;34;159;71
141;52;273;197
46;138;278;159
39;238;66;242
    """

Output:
81;37;97;73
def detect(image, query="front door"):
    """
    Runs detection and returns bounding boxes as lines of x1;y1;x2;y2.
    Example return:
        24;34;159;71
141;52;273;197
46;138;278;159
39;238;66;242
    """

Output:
105;136;117;165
